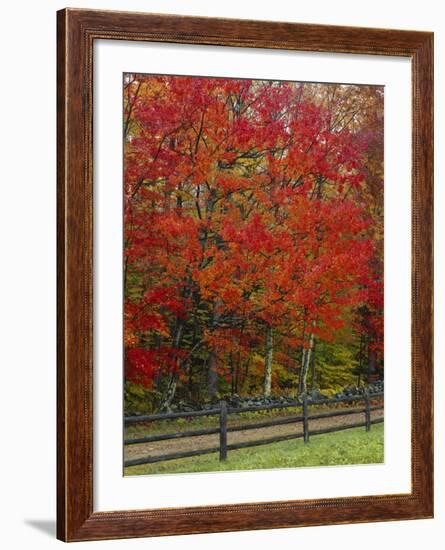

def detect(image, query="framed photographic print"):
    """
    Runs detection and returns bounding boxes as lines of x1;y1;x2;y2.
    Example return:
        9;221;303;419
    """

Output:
57;8;433;542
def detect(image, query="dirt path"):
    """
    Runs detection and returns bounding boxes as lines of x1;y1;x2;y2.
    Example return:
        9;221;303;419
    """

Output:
124;409;384;462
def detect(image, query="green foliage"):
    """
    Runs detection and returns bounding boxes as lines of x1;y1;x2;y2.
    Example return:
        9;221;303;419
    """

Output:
124;381;160;415
312;339;360;393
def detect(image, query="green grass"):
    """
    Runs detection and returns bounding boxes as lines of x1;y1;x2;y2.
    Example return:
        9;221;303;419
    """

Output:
125;423;384;476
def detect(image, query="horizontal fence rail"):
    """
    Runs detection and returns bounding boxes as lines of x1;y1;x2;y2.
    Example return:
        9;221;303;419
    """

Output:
125;407;221;425
124;391;384;468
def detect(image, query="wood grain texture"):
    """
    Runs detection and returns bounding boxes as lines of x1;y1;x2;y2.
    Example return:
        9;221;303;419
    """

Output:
57;8;434;542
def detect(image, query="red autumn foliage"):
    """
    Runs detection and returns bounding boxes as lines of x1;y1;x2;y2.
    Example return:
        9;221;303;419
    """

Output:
123;75;384;403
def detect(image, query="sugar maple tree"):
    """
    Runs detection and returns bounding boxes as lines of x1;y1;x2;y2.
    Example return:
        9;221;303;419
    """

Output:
123;75;383;411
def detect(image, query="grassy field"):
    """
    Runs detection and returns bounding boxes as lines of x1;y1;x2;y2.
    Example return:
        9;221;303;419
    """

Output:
125;422;384;476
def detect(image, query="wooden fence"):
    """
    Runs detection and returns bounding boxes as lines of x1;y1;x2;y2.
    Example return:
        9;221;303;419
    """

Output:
124;391;384;468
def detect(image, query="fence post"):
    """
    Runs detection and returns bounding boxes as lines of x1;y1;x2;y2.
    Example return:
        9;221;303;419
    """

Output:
303;393;309;443
364;389;371;432
219;400;228;461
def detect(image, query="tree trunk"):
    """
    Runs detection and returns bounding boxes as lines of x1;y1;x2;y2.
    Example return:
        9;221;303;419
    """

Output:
207;353;218;402
357;333;364;386
298;347;307;395
263;324;274;397
367;348;376;383
158;320;183;411
158;373;178;412
207;301;222;402
298;325;315;396
310;339;317;392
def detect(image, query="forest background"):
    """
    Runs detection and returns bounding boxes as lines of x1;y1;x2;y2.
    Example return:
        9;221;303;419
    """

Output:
123;75;384;414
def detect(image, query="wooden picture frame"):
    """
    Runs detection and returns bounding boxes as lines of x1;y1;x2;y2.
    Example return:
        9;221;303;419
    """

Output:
57;8;433;542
